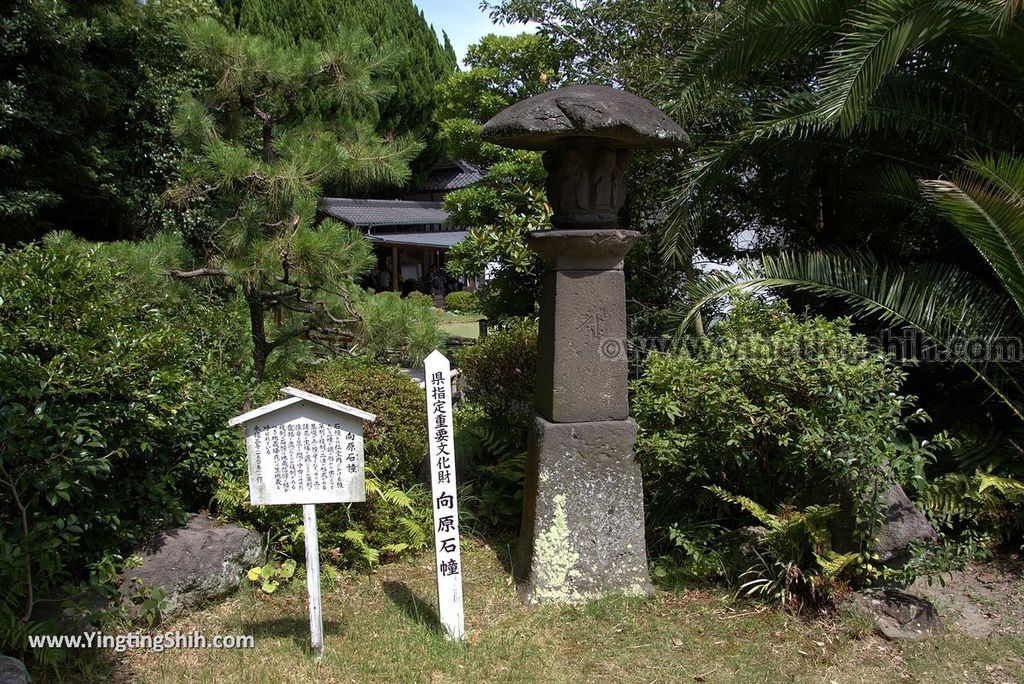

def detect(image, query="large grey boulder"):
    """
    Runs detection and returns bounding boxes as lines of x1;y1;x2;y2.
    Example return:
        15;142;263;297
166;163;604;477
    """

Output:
873;480;938;564
812;471;937;569
0;656;29;684
120;514;264;619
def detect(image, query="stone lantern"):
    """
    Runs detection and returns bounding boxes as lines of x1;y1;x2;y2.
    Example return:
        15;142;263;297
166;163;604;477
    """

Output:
482;85;688;604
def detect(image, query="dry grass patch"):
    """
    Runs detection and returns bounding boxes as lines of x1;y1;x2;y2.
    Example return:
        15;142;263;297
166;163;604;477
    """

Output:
41;538;1020;683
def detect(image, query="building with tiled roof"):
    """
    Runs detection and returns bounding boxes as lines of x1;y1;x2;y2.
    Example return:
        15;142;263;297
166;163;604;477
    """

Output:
319;161;483;293
403;160;485;202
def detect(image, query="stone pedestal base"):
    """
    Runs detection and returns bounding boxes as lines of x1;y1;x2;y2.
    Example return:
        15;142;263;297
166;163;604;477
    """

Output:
516;413;653;604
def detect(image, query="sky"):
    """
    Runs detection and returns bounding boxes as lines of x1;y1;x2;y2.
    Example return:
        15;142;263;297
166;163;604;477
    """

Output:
414;0;537;66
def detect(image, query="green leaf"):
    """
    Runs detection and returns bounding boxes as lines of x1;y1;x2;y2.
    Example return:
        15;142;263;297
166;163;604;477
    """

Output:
279;559;296;579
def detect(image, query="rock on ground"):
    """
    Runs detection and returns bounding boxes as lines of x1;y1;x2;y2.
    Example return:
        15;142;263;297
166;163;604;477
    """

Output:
0;656;29;684
873;481;938;564
120;514;264;620
851;587;944;641
820;475;937;568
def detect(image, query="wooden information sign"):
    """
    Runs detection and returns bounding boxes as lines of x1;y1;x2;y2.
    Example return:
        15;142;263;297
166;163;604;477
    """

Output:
229;387;376;657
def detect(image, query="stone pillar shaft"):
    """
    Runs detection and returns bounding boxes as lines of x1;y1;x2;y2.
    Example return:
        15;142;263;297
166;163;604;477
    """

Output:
515;228;652;603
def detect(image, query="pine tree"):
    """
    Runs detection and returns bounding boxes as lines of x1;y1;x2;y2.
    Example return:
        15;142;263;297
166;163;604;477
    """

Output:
216;0;456;183
166;17;422;380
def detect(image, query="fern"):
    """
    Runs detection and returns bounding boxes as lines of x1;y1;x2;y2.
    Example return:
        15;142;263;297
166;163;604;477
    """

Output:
919;469;1024;540
978;473;1024;502
815;551;860;579
337;475;429;568
706;485;773;525
341;529;381;566
397;516;428;548
710;486;857;608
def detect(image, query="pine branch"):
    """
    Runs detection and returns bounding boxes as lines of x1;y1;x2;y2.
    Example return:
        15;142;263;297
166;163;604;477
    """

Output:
169;267;227;278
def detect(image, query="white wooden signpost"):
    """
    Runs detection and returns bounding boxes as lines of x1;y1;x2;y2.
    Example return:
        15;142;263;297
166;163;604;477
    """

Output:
229;386;376;658
424;350;465;641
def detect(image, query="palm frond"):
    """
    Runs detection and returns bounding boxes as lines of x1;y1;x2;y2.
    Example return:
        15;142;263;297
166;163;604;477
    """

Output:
669;0;849;119
679;251;1024;418
817;0;1002;132
920;153;1024;314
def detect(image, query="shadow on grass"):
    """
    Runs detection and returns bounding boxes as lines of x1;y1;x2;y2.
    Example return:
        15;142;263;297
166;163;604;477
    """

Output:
490;536;518;578
241;616;343;653
382;581;442;635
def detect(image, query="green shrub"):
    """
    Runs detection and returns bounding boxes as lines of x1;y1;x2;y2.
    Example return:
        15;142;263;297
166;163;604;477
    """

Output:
444;290;481;314
214;357;431;567
478;269;537;321
405;290;434;309
632;297;945;592
0;237;251;650
452;320;537;532
455;318;537;438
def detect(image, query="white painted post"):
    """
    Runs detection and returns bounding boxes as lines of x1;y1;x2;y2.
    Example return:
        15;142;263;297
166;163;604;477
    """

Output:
303;504;324;658
424;350;465;641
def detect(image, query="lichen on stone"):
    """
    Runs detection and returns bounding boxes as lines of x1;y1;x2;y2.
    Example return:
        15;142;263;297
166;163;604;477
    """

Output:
531;493;581;603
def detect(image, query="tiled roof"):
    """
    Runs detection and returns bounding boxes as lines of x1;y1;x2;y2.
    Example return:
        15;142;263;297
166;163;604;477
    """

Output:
419;160;484;192
366;231;468;248
320;198;449;227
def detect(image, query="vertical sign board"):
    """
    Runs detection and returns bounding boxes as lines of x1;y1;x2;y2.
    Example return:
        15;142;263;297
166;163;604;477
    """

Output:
424;350;465;641
229;387;376;658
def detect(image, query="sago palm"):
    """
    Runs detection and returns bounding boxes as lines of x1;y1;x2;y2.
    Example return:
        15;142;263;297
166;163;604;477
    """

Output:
663;0;1024;265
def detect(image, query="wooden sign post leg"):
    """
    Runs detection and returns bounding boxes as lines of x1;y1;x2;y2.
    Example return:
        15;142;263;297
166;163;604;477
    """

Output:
303;503;324;659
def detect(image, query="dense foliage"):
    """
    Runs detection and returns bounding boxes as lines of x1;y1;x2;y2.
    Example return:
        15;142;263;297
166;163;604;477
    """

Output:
633;298;946;596
0;0;218;243
0;236;251;651
295;358;428;486
215;358;431;567
455;319;538;440
218;0;457;180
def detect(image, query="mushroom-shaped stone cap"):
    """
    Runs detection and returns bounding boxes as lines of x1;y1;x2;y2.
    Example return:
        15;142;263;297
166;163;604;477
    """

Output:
481;84;688;151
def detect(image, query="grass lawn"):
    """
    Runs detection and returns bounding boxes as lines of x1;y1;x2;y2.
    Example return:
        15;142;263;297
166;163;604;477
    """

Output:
439;312;483;340
101;538;1024;683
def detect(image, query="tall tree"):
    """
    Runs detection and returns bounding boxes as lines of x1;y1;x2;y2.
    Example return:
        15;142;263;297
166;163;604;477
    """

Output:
217;0;457;184
436;33;559;319
0;0;220;244
166;18;421;380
